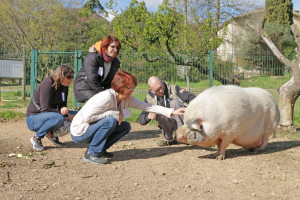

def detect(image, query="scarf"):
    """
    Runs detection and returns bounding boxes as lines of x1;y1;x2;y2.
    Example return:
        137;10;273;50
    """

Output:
94;41;116;63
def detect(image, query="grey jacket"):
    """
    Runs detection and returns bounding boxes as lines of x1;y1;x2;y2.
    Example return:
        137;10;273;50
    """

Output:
137;81;196;125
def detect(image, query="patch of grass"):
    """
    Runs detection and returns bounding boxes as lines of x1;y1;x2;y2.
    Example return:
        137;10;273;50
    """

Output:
13;90;30;97
294;114;300;125
0;101;28;109
277;131;300;140
0;111;24;120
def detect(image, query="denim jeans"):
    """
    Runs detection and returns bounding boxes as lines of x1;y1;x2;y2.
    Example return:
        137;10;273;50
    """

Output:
71;116;131;156
26;112;64;138
68;110;78;115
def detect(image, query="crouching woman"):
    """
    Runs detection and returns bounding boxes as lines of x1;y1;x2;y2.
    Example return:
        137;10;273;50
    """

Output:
70;71;185;165
26;64;75;151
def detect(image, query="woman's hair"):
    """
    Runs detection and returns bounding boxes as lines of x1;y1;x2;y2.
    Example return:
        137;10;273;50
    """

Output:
111;71;137;95
50;64;74;90
101;35;122;55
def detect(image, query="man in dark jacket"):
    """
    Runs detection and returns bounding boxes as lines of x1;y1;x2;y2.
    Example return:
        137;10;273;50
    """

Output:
138;76;196;146
73;35;121;103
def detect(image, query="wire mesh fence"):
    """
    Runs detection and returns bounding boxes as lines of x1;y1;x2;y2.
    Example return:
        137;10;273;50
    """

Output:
0;49;299;125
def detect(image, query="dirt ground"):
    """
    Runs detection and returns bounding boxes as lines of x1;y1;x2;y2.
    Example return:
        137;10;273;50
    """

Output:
0;118;299;200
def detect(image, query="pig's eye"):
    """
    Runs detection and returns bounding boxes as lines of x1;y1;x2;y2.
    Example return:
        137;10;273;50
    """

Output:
200;125;203;129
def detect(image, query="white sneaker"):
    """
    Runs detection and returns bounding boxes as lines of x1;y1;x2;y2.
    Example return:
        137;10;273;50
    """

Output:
30;135;44;151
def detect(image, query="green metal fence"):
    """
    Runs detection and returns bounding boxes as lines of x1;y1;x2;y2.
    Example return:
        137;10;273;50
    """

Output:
0;49;299;125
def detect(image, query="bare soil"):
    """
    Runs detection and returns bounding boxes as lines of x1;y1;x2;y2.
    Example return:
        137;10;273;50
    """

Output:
0;118;300;200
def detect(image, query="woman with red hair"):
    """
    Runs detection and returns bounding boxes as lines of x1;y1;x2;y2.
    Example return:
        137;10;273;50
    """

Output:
71;71;185;165
73;35;122;103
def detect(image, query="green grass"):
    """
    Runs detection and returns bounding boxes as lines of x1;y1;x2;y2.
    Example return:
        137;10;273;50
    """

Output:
277;131;300;140
240;74;290;89
0;111;25;120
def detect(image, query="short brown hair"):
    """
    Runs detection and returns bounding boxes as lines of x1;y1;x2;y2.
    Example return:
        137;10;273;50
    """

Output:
111;71;137;95
101;35;121;55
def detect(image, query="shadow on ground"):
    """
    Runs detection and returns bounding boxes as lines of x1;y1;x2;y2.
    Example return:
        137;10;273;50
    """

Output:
46;129;163;150
197;140;300;160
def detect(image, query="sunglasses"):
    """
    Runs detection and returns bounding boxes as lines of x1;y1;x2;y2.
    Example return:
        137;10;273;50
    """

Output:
66;75;74;80
124;86;135;90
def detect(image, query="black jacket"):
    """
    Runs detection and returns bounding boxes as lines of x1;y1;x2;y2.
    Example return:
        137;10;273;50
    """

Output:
73;50;120;103
26;77;68;116
137;81;196;125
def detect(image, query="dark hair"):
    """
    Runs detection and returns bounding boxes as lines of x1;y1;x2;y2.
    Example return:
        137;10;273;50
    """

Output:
50;64;74;89
111;71;137;95
101;35;121;55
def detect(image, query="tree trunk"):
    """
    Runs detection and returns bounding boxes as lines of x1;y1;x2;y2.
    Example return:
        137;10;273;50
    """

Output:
246;19;300;129
278;76;300;126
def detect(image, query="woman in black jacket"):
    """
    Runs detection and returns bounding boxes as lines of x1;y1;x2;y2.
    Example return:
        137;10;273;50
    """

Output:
73;35;122;103
26;64;75;151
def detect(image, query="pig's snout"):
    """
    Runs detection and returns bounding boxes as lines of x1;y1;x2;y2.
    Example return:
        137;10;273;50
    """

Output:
175;125;189;144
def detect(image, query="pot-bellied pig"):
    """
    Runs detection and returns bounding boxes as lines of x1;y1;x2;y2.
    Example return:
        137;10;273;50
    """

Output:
175;85;280;160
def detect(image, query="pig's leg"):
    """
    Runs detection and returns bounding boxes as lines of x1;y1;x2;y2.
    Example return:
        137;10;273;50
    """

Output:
216;137;232;160
256;132;271;150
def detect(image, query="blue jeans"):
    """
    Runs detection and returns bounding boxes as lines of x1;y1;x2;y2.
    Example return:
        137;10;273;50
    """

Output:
71;116;131;156
26;112;64;138
68;110;78;115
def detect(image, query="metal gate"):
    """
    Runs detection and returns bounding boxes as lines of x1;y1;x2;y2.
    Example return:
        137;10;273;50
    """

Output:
30;50;82;110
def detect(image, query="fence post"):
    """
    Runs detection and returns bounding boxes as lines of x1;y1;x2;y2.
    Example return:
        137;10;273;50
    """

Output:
73;50;82;110
209;50;213;87
73;50;78;110
34;50;38;90
22;47;26;101
30;49;36;98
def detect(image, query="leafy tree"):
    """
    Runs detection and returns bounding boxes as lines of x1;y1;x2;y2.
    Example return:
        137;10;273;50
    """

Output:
142;1;236;85
79;0;111;50
144;1;184;55
186;10;224;53
265;0;293;26
0;0;84;50
111;0;150;51
264;0;296;59
81;0;105;16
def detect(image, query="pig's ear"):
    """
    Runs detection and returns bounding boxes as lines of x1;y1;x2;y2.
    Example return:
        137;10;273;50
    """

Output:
191;118;203;130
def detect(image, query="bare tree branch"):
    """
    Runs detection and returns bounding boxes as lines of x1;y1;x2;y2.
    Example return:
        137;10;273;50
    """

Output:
245;19;293;68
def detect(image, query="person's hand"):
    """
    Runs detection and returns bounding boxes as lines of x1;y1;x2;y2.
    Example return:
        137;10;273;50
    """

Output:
171;107;185;117
60;107;68;115
118;112;124;125
67;114;75;122
148;113;157;120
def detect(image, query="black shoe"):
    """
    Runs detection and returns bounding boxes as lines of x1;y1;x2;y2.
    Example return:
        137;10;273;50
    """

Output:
45;132;63;146
83;151;108;164
101;150;113;158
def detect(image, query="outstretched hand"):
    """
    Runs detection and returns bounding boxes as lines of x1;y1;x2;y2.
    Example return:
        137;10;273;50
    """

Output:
172;107;185;117
148;113;157;120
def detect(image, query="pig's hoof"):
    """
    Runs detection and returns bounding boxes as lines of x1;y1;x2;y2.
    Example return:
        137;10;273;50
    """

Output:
216;155;225;160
